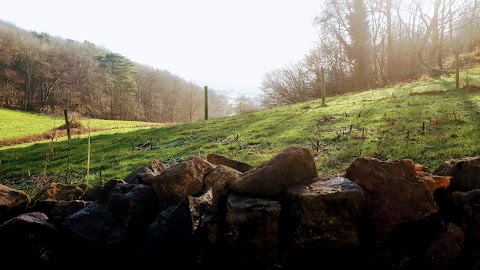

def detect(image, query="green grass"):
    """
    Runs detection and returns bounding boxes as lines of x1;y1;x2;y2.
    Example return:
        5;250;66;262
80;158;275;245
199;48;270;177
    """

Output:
1;68;480;195
0;109;160;140
0;109;59;140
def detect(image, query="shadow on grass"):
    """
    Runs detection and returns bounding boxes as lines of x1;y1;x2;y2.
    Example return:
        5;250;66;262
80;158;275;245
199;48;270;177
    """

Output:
461;94;480;156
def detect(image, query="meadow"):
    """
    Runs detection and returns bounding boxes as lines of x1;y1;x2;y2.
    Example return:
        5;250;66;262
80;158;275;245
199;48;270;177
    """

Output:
1;68;479;195
0;109;163;146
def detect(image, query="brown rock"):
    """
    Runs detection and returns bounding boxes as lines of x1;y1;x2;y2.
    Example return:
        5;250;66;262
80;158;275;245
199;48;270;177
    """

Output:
0;212;59;267
32;182;87;202
415;164;430;172
223;194;281;265
48;200;93;224
0;184;31;223
285;176;366;249
124;159;167;184
442;189;480;246
434;159;461;176
81;179;126;202
415;165;451;194
231;145;318;197
345;157;439;244
62;184;158;248
204;165;241;212
419;174;451;194
141;191;214;268
204;165;241;192
207;153;253;173
139;156;214;210
0;184;31;207
433;157;480;192
425;223;464;270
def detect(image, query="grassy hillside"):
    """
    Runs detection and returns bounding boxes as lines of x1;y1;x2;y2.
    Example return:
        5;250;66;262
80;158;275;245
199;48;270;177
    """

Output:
0;109;163;145
0;109;60;140
1;68;480;195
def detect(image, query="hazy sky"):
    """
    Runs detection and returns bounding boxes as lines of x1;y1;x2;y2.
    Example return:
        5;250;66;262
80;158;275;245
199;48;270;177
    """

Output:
0;0;321;97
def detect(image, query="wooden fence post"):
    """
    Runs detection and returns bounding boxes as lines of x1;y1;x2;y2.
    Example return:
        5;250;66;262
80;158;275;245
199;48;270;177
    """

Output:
204;86;209;120
321;67;326;106
86;116;91;180
455;50;460;90
63;109;71;140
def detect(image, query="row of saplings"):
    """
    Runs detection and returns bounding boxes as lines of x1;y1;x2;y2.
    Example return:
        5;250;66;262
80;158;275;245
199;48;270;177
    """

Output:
0;145;479;270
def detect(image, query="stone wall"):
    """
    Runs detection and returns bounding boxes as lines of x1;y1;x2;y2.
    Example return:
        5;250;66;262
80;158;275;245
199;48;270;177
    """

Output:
0;145;479;270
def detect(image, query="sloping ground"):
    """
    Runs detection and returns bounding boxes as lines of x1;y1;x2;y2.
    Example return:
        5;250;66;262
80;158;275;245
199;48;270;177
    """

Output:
0;109;59;139
1;68;479;194
0;109;164;147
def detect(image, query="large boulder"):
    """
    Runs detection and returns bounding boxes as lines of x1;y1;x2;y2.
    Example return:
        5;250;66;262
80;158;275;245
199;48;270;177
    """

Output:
415;165;451;194
424;223;464;270
207;153;253;173
32;182;87;202
61;203;111;246
140;190;215;269
204;164;241;213
434;157;480;192
0;184;31;223
231;145;318;198
124;159;167;184
345;157;440;245
221;194;281;267
441;189;480;248
48;200;93;224
285;176;366;249
0;212;59;268
282;176;366;269
61;183;158;267
81;179;126;202
137;156;214;210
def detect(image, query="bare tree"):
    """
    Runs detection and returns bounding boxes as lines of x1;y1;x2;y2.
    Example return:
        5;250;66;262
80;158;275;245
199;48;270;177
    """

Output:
262;62;314;106
234;95;257;114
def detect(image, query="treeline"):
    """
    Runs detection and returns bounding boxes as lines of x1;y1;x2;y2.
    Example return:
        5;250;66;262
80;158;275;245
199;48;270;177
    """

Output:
0;20;231;122
262;0;480;106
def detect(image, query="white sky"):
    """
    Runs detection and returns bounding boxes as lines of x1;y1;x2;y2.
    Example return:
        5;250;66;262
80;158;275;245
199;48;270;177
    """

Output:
0;0;322;97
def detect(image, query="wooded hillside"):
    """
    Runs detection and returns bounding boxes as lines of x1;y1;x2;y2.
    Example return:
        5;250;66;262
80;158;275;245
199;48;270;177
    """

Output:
0;20;231;122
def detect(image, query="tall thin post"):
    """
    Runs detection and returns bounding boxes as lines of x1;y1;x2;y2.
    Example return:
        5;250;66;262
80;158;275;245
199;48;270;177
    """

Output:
321;67;326;106
204;86;209;120
86;116;91;181
63;109;71;140
455;50;460;90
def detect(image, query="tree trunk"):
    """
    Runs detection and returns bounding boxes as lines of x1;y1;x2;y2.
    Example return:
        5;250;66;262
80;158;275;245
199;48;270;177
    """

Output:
416;0;442;71
438;0;447;69
386;0;394;82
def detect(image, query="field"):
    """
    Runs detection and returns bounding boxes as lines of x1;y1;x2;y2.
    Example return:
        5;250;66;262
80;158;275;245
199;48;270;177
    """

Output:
1;68;480;195
0;109;163;146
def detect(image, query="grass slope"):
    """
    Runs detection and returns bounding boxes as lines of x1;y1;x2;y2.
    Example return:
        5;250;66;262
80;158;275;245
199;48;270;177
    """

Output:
0;109;60;140
0;109;162;146
1;69;480;194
